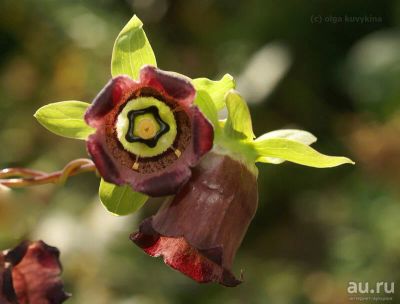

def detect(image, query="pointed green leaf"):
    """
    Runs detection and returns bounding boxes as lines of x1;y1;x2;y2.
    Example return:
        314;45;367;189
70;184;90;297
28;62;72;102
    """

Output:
111;15;157;79
224;90;255;140
254;138;355;168
257;129;317;144
194;90;219;128
192;74;235;110
256;129;317;164
34;101;94;140
99;179;148;216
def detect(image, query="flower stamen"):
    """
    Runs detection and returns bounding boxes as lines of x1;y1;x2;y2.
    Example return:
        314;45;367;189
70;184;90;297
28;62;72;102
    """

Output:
170;146;182;158
132;155;140;171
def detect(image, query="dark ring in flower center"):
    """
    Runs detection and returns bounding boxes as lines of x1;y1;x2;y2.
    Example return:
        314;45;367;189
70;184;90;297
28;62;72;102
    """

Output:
125;106;170;148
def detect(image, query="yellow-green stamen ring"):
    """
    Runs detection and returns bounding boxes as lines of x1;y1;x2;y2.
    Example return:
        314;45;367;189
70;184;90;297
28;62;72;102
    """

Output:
116;97;177;158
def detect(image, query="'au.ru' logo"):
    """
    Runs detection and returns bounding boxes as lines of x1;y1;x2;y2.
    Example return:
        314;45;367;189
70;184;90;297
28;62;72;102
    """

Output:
347;281;395;294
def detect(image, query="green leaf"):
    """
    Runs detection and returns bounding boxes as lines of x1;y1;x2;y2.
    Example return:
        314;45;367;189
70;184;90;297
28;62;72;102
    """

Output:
253;138;355;168
224;90;255;140
256;129;317;164
194;90;219;128
34;101;94;140
111;15;157;79
192;74;235;110
99;179;148;216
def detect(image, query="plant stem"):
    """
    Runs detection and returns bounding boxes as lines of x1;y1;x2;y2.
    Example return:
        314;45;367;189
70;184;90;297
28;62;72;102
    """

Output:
0;159;97;188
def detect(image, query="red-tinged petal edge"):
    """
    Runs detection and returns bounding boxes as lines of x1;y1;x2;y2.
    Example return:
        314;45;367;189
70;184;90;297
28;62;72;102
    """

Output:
130;218;241;287
0;240;70;304
85;75;139;128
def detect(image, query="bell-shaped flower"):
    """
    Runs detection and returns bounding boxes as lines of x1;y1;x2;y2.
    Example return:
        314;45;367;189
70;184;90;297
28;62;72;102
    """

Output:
131;152;258;286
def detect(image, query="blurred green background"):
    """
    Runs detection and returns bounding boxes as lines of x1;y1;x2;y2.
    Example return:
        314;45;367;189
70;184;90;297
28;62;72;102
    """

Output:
1;0;400;303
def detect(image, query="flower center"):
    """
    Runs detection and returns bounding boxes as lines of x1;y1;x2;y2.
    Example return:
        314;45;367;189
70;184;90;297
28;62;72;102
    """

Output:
136;118;157;139
125;106;170;148
116;97;177;158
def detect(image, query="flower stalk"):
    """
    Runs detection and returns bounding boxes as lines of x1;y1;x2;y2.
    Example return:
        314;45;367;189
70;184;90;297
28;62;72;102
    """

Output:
0;158;96;188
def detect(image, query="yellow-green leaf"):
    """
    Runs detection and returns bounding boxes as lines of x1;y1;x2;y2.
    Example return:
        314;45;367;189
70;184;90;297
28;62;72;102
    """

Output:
254;138;355;168
224;90;255;140
99;179;148;216
111;15;156;79
193;74;235;110
34;101;94;140
256;129;317;164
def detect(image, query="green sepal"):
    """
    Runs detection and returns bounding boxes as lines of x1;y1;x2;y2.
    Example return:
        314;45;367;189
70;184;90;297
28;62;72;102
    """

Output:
34;101;94;140
256;129;317;164
111;15;157;79
192;74;235;110
194;90;219;130
99;179;148;216
224;90;255;141
253;138;355;168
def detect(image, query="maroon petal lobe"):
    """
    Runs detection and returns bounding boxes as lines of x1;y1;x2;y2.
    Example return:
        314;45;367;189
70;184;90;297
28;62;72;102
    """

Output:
1;241;70;304
85;75;139;128
131;152;258;286
140;65;195;108
131;165;192;197
188;107;214;165
86;132;124;186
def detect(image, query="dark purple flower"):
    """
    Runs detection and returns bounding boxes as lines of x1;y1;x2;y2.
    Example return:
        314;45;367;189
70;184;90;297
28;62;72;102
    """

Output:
0;240;69;304
130;152;258;286
85;65;214;197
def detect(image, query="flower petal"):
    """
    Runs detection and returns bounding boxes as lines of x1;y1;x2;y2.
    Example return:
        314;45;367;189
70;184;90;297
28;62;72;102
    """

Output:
132;165;192;197
188;106;214;165
86;132;124;186
85;75;139;127
131;218;241;287
139;65;195;108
